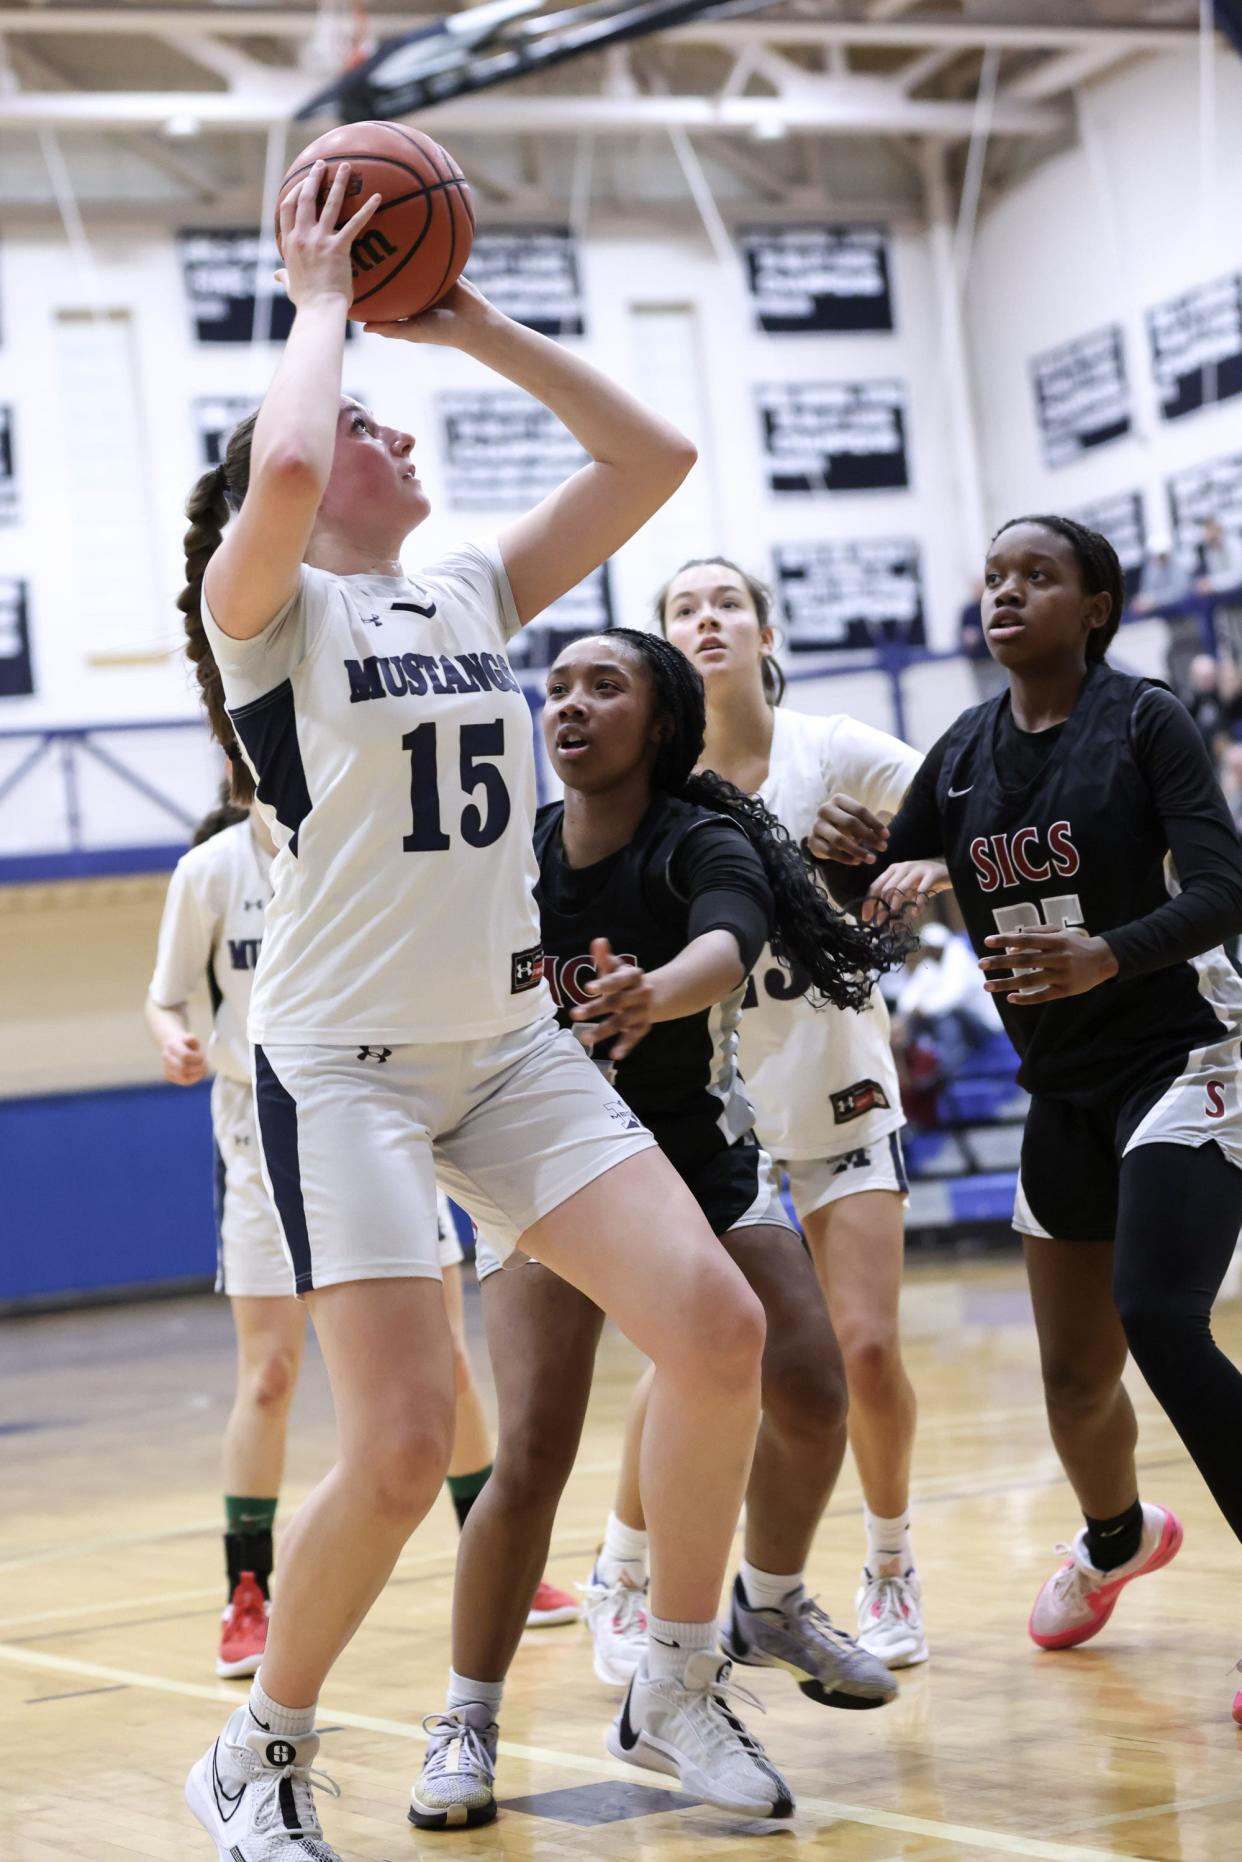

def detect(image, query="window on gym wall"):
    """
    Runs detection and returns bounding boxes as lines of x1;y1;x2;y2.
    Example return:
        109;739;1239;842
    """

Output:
53;310;161;662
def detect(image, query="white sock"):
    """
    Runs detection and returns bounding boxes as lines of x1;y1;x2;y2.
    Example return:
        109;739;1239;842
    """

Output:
245;1675;316;1741
864;1505;914;1577
646;1613;715;1682
597;1511;648;1587
739;1559;804;1612
447;1669;504;1714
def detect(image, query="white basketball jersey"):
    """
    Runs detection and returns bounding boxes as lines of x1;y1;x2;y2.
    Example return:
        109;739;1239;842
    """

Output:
202;542;550;1045
739;706;922;1159
149;818;274;1083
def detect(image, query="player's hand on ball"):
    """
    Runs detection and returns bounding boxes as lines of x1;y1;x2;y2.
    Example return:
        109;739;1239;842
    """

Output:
979;929;1119;1004
162;1032;208;1087
862;859;951;924
362;277;494;345
275;161;382;308
809;793;889;865
570;936;654;1062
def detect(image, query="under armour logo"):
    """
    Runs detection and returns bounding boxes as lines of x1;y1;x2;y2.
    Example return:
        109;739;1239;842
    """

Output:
243;897;264;911
360;612;383;627
357;1046;393;1063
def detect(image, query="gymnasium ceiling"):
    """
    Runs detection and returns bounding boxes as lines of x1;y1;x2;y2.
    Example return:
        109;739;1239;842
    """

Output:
0;3;1209;230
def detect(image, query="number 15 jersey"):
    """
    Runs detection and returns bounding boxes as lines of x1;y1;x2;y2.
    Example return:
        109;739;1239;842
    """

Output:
203;541;549;1045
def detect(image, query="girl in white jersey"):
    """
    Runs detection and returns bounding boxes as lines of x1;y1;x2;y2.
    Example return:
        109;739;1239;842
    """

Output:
655;556;928;1669
145;786;505;1682
181;165;791;1856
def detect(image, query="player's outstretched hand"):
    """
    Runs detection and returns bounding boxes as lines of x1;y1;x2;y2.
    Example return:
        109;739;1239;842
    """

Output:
809;792;889;866
979;928;1119;1004
275;160;382;308
862;859;951;923
162;1031;208;1087
569;936;654;1062
362;277;495;346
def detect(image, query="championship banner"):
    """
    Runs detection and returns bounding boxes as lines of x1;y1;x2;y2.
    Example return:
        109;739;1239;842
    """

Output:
509;564;613;670
192;389;366;467
179;230;355;345
1168;452;1242;555
466;228;585;337
758;380;909;494
438;389;587;509
0;406;17;526
773;538;924;651
1068;489;1146;600
1148;273;1242;421
1031;326;1131;469
739;226;894;334
0;577;34;697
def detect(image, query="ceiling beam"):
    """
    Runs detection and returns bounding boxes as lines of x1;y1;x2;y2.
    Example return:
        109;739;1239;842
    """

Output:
0;12;1201;56
0;87;1070;136
1000;43;1136;102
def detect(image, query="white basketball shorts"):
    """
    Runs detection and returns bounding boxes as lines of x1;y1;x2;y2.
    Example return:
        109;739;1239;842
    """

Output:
252;1012;654;1293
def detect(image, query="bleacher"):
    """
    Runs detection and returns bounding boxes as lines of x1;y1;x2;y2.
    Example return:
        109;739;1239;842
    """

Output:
902;1027;1027;1252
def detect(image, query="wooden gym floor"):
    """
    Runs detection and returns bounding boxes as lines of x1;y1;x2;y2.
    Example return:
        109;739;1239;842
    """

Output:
3;1257;1241;1862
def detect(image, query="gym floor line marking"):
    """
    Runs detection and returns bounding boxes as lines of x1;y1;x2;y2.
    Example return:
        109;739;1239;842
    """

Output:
1054;1785;1242;1836
0;1643;1140;1861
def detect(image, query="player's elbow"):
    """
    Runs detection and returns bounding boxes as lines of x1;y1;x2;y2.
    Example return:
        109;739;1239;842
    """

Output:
659;431;698;489
254;445;329;505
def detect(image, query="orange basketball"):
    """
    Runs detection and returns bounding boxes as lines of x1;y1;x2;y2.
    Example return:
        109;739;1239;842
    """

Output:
275;120;474;323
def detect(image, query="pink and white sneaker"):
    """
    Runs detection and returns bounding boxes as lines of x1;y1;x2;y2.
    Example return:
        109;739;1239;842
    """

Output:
1028;1503;1182;1650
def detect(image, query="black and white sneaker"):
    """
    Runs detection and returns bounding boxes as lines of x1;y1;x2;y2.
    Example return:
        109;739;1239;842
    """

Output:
185;1712;342;1859
409;1704;499;1830
606;1651;794;1819
722;1573;897;1708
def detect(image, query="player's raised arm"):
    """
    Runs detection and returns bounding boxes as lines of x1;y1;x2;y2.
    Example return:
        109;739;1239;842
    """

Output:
364;278;697;625
204;162;382;642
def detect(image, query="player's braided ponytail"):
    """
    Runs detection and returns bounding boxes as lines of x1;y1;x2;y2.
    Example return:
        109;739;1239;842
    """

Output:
601;629;908;1011
178;412;258;803
655;557;786;706
991;515;1125;663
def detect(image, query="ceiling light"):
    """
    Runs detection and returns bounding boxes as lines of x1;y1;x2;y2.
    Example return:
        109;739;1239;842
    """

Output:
162;113;202;140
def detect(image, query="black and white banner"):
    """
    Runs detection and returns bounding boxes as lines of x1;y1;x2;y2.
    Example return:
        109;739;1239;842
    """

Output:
0;577;33;697
739;226;894;334
1067;489;1146;576
192;394;257;469
179;229;356;345
466;228;585;337
758;381;909;494
438;390;587;509
508;564;613;669
1148;273;1242;421
1168;452;1242;553
0;406;16;526
1031;325;1131;469
773;538;924;651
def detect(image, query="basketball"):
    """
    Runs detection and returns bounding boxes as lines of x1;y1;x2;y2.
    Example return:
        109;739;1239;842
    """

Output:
275;120;474;322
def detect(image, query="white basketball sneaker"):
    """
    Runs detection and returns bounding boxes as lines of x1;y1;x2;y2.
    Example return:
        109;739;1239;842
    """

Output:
185;1711;341;1859
607;1651;794;1819
855;1567;929;1669
409;1703;499;1830
580;1564;648;1686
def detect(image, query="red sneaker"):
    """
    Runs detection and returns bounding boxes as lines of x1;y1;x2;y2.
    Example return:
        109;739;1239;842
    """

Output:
217;1570;269;1678
1028;1504;1182;1651
526;1578;580;1628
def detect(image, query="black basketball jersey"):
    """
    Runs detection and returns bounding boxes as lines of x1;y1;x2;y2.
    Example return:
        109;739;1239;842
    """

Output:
935;664;1241;1098
533;795;765;1156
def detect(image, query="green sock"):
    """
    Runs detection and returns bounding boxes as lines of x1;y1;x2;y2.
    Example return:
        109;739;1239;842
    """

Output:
225;1495;279;1536
447;1464;492;1531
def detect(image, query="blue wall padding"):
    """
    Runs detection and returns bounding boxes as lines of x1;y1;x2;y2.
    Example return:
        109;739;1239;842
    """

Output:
0;1081;216;1303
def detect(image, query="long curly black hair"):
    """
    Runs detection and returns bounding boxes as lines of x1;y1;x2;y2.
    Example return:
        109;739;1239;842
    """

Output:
593;628;908;1011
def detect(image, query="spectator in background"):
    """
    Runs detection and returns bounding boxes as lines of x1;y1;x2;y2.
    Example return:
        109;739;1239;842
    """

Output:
1194;518;1242;596
892;923;1001;1087
1183;653;1242;757
1133;530;1193;616
1219;742;1242;834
